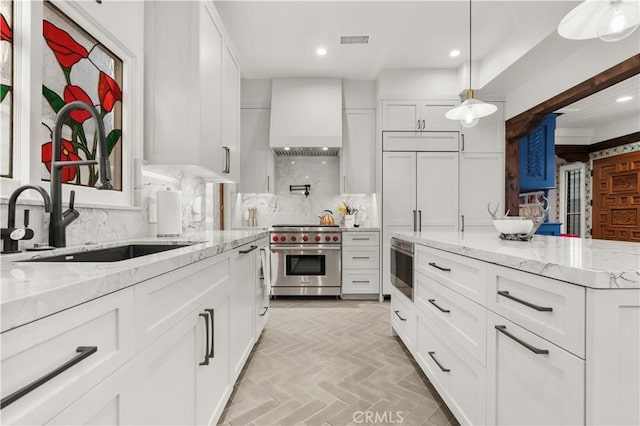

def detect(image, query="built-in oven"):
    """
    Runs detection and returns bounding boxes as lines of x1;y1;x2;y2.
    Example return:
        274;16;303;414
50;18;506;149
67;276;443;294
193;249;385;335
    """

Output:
390;237;413;301
269;225;342;296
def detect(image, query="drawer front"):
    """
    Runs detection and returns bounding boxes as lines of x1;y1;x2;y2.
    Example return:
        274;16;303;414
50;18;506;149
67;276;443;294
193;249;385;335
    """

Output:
416;245;487;304
415;312;486;426
487;312;584;426
342;270;380;294
391;288;415;351
383;131;459;152
135;253;231;350
1;288;134;425
415;271;487;366
342;232;379;247
342;247;379;269
487;264;585;358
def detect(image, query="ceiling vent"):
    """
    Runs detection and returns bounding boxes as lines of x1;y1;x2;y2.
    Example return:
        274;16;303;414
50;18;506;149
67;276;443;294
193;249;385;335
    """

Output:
340;35;369;45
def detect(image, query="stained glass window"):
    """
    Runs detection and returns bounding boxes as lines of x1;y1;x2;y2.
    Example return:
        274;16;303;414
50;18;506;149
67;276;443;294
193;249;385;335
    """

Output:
0;0;13;178
41;1;123;190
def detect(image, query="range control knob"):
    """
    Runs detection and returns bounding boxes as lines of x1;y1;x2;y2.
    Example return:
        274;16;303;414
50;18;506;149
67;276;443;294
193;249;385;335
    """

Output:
325;236;331;242
315;236;321;242
272;236;278;242
302;236;309;242
280;236;286;242
291;236;297;242
333;235;339;241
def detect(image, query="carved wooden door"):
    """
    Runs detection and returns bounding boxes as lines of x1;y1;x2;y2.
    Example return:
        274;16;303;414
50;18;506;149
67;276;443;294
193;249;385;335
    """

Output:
592;151;640;242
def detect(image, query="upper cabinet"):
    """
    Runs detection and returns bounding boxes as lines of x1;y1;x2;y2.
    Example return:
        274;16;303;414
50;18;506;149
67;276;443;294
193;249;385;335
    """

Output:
144;1;240;179
341;109;375;194
381;100;460;132
240;109;273;193
519;114;557;191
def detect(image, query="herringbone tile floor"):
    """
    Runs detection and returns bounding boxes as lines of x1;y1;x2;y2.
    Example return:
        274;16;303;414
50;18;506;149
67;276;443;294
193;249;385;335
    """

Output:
218;299;460;426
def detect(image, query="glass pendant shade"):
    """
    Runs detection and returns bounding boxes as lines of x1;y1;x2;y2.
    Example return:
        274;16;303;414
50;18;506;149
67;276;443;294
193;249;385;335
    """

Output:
558;0;639;42
445;95;498;128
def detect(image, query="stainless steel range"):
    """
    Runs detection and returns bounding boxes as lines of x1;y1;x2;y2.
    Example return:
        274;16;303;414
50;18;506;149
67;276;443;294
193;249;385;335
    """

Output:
270;225;341;296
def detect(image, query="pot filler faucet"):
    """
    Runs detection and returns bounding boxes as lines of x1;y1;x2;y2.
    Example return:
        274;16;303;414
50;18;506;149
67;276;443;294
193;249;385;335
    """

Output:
49;101;113;248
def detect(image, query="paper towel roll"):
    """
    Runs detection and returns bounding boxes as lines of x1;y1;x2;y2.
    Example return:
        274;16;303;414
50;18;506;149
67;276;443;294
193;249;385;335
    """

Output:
157;190;182;237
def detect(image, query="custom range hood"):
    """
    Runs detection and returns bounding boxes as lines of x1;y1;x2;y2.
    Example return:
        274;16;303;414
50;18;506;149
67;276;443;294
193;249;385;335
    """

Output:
269;78;342;156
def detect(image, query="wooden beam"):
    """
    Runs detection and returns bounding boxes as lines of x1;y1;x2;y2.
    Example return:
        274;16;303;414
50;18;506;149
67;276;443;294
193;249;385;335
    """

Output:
590;131;640;153
504;54;640;213
555;132;640;163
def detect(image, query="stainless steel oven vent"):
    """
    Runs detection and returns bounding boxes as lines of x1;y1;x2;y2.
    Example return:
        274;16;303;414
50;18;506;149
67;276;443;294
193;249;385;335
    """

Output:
340;35;370;45
273;148;339;157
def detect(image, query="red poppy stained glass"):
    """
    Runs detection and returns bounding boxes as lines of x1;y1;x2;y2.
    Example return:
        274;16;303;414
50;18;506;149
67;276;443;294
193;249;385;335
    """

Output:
41;1;123;190
1;0;13;178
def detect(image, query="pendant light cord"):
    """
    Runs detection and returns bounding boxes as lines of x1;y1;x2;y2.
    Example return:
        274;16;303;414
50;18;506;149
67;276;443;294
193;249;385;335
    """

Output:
469;0;472;90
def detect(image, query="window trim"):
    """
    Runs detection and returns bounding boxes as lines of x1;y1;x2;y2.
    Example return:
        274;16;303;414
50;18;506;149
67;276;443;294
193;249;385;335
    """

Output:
559;162;586;237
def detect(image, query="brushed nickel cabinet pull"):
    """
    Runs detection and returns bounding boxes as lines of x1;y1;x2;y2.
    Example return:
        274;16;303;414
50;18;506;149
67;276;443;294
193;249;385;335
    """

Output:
205;308;215;358
199;313;210;365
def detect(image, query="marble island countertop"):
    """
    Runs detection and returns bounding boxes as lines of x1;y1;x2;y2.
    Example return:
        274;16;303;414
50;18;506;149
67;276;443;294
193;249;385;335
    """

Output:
393;231;640;289
0;230;268;333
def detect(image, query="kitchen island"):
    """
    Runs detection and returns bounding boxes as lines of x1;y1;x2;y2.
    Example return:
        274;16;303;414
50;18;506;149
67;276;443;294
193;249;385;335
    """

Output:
390;230;640;426
0;230;268;425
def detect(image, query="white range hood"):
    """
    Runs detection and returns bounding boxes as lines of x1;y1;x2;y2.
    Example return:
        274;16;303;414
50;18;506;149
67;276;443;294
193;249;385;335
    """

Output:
269;78;342;154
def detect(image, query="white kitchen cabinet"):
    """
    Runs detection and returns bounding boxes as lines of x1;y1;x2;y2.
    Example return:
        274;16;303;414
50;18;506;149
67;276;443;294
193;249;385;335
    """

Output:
127;305;203;426
460;102;504;153
230;242;257;382
382;100;460;132
586;289;640;425
390;286;416;351
459;152;504;231
382;149;458;294
0;288;134;425
255;244;271;336
486;311;585;426
145;1;240;178
416;152;459;231
342;231;380;297
341;109;375;194
222;45;241;181
240;108;274;193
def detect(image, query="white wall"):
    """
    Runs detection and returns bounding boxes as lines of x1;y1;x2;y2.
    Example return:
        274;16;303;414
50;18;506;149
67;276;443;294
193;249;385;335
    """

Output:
376;69;459;100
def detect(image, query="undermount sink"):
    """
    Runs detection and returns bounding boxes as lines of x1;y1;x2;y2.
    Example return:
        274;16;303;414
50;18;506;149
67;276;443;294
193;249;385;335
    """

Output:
22;244;194;263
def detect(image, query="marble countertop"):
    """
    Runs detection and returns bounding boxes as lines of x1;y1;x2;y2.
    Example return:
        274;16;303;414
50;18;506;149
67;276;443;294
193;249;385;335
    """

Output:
0;230;268;333
393;231;640;289
341;227;379;232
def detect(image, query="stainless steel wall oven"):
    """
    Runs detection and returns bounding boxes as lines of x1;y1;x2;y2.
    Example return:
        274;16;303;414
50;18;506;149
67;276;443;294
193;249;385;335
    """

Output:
390;237;413;301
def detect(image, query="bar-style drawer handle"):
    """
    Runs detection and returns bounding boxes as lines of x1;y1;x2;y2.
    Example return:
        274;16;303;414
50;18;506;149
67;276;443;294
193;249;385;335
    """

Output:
205;308;215;358
428;262;451;272
428;351;451;372
1;346;98;409
352;280;371;284
259;307;269;316
394;310;407;321
199;313;210;366
428;299;451;313
352;237;370;241
352;256;370;260
497;291;553;312
495;325;549;355
239;245;258;254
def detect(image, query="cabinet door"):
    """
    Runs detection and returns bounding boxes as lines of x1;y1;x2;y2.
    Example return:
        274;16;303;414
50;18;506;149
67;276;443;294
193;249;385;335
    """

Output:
229;245;256;382
342;109;375;193
128;308;205;426
222;44;241;181
460;152;504;231
416;152;459;231
519;114;556;191
382;101;420;131
486;312;584;426
461;102;504;153
197;283;231;426
199;2;224;172
420;103;460;132
240;109;273;193
382;152;416;294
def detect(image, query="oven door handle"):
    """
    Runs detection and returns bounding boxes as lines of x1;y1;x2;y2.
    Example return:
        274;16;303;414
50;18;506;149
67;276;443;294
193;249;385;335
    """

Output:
270;245;342;251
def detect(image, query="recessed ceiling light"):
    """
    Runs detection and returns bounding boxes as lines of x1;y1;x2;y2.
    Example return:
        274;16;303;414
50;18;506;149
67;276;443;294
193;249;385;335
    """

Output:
322;161;326;165
322;147;329;151
449;49;461;58
616;95;633;103
284;147;290;151
316;47;327;56
291;161;296;164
